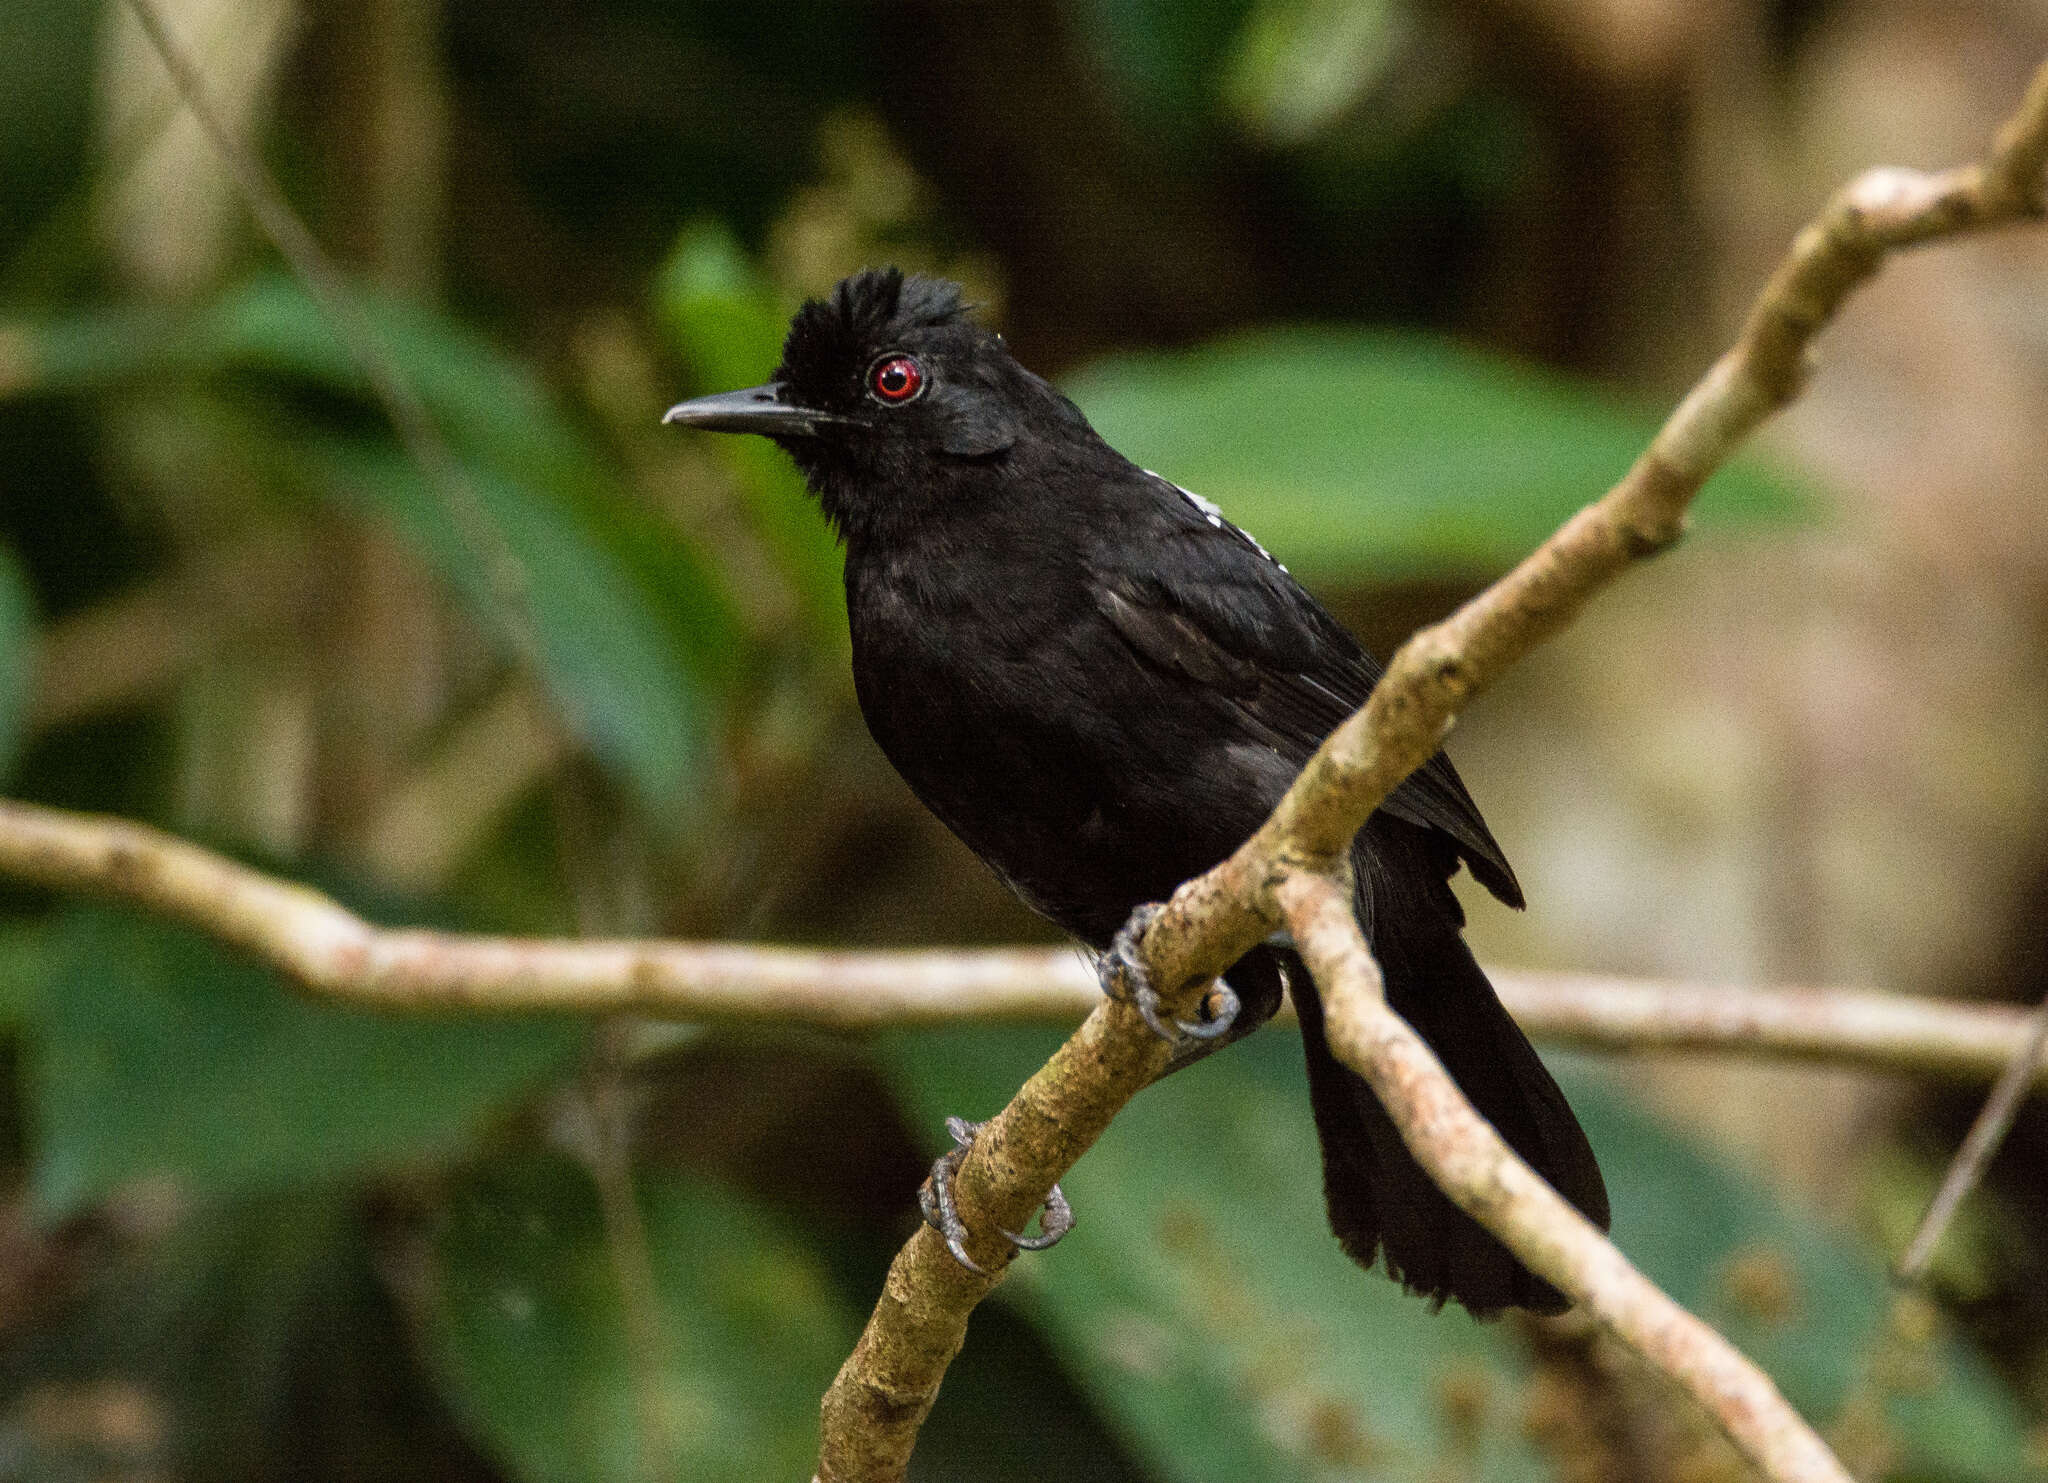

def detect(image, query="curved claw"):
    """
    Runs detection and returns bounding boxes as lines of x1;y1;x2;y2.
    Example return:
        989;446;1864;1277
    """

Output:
1132;985;1176;1041
1002;1181;1074;1250
1174;979;1241;1040
917;1116;1073;1272
917;1131;986;1274
1099;906;1242;1045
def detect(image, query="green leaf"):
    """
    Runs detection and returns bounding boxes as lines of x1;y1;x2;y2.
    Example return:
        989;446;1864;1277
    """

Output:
16;275;616;504
27;905;585;1216
1072;0;1258;137
879;1028;2036;1483
653;220;794;398
879;1025;1551;1483
423;1154;854;1483
1064;328;1819;584
1222;0;1405;147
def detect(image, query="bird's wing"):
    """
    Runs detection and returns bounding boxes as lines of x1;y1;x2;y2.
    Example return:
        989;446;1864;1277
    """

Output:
1090;478;1522;908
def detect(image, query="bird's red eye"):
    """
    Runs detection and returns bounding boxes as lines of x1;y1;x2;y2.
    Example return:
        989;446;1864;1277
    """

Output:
868;353;924;404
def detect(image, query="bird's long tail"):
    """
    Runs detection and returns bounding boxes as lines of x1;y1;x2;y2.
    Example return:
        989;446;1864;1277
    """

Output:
1267;872;1609;1316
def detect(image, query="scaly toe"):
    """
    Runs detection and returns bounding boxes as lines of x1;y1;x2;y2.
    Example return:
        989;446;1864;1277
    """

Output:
918;1118;987;1273
1002;1181;1074;1250
1174;979;1241;1040
1100;906;1241;1046
917;1115;1076;1270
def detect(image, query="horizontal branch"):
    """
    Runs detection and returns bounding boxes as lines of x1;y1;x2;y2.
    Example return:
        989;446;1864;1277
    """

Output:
1498;969;2044;1087
0;799;2036;1086
0;799;1092;1022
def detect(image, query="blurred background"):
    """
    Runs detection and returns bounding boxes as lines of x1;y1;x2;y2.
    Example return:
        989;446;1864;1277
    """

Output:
0;0;2046;1479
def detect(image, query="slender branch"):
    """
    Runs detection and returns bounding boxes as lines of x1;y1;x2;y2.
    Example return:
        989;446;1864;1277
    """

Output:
814;57;2048;1483
0;798;1093;1023
5;798;2043;1088
1280;873;1851;1483
1894;988;2048;1283
1497;970;2048;1087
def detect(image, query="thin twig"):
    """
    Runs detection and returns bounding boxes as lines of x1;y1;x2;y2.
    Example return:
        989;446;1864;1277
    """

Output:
1895;988;2048;1283
573;1023;681;1483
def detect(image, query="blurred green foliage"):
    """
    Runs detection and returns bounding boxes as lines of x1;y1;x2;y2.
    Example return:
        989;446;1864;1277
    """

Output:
0;546;36;783
0;0;2033;1481
0;0;96;271
29;905;584;1217
655;220;851;642
1068;329;1811;582
426;1155;855;1483
17;275;732;816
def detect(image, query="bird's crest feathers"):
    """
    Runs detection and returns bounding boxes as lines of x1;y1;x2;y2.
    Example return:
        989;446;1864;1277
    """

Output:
777;268;969;393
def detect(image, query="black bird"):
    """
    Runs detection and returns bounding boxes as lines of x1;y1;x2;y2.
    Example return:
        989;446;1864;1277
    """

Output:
666;269;1608;1316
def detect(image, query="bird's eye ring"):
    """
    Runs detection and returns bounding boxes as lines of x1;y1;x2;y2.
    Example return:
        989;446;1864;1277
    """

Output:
867;353;925;405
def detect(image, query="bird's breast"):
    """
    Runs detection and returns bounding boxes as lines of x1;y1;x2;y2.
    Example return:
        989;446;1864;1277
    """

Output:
841;552;1285;944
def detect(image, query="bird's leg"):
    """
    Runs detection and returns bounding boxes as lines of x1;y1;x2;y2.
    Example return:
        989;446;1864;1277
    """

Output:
1099;904;1241;1043
917;1116;1074;1274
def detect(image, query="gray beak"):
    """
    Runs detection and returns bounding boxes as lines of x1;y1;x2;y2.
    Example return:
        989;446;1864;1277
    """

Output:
661;383;849;437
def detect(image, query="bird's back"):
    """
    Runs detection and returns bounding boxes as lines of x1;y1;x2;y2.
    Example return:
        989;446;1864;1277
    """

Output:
843;450;1512;942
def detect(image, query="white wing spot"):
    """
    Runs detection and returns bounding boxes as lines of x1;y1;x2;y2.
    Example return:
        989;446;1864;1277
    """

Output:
1147;471;1283;568
1149;471;1224;523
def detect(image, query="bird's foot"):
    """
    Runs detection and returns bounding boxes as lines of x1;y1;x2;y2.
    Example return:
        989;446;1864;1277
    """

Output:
917;1116;1074;1274
1099;904;1241;1043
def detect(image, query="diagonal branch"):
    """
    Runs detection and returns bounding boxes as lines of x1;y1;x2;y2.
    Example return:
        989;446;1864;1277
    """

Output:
1894;986;2048;1283
1279;872;1849;1483
814;56;2048;1483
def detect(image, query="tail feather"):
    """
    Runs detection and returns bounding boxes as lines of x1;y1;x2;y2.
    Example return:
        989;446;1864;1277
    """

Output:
1279;855;1608;1317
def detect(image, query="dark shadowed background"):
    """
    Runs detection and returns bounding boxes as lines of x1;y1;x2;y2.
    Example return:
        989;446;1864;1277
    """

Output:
1;1;2046;1479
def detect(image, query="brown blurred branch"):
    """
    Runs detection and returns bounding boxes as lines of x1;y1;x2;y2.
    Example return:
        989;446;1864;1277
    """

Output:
1501;970;2048;1086
814;57;2048;1483
29;539;312;734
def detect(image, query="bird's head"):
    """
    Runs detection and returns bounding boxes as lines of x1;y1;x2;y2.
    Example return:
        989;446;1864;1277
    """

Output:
664;268;1089;541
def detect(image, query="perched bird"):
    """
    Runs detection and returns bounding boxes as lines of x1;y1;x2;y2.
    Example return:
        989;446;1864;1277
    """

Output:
666;268;1608;1316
